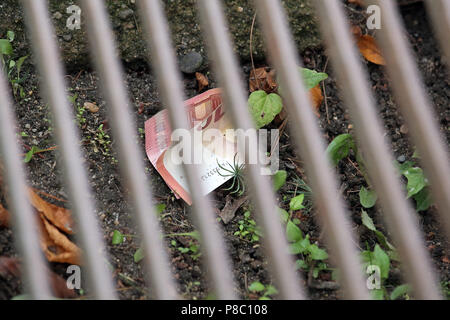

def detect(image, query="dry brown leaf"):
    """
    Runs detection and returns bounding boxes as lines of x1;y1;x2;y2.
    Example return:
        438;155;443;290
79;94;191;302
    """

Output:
348;0;365;6
28;188;74;234
0;203;10;228
218;195;249;224
38;214;81;265
0;256;20;277
309;85;323;117
83;102;99;113
249;67;277;93
443;256;450;264
0;256;77;298
356;34;386;65
195;72;209;92
350;25;362;37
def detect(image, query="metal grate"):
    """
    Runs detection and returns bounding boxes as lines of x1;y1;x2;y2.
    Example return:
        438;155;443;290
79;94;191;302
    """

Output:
0;0;448;300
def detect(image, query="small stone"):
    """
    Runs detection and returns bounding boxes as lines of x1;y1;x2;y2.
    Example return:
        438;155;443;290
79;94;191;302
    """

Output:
53;12;62;20
118;8;134;21
397;155;406;163
179;51;203;74
400;124;409;134
348;124;353;129
236;6;244;12
25;123;31;129
62;34;72;42
84;102;99;113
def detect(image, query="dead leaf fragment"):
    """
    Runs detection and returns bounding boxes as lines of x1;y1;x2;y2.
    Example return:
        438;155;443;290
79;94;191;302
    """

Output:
309;85;323;117
0;256;20;277
249;67;277;93
195;72;209;92
0;256;77;298
350;25;362;37
38;214;81;265
348;0;365;6
83;101;99;113
28;188;74;234
356;34;386;65
218;195;249;224
0;203;10;228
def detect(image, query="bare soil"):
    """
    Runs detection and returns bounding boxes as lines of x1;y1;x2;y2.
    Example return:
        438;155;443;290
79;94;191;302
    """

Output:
0;1;448;300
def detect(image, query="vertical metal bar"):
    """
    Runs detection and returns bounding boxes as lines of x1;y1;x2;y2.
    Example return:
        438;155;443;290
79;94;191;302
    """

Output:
20;0;116;299
79;0;178;300
425;0;450;66
137;0;236;299
252;0;370;299
313;0;441;299
197;0;306;300
0;63;52;300
370;0;450;243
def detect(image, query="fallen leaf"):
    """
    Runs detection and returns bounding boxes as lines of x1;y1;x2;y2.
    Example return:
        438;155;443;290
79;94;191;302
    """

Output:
0;203;10;228
0;256;20;277
249;67;277;93
0;256;77;298
195;72;209;92
83;101;99;113
443;256;450;264
350;25;362;37
218;195;249;224
356;34;386;65
49;269;78;298
38;213;81;265
309;85;323;117
138;102;145;115
28;188;74;234
348;0;365;6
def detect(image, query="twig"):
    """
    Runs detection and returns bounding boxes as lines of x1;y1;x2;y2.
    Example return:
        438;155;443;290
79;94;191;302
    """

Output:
322;58;330;124
249;11;261;90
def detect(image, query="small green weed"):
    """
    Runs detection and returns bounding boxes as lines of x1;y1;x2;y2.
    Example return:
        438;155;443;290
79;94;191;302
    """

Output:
0;30;28;99
327;133;432;211
248;281;278;300
234;211;262;243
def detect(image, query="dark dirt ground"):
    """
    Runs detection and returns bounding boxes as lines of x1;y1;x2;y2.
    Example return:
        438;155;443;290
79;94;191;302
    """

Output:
0;1;449;300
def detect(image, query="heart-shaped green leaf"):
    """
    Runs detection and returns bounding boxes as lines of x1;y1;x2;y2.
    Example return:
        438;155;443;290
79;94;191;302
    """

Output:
286;220;303;243
326;134;357;166
289;194;305;211
0;39;13;55
248;90;283;128
300;68;329;90
402;167;427;198
359;186;377;208
273;170;287;192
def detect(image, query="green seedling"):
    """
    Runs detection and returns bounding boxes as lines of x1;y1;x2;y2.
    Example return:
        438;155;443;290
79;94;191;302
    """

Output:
134;229;201;263
68;93;86;127
111;230;139;245
234;211;262;242
273;169;287;192
168;231;201;260
278;193;330;278
248;281;278;300
24;145;57;163
327;134;433;211
0;31;28;99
